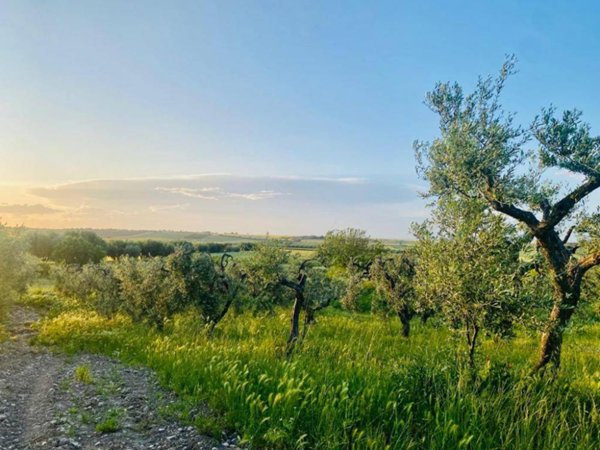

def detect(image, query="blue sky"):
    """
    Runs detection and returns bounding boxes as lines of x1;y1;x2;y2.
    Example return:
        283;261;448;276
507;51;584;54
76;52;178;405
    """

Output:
0;1;599;237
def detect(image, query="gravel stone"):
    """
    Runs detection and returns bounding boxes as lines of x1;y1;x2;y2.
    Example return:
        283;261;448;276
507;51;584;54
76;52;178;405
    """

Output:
0;307;243;450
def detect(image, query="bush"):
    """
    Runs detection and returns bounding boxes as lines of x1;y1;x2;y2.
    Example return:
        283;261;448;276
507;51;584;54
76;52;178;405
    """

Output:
52;262;121;317
0;226;37;321
112;257;179;329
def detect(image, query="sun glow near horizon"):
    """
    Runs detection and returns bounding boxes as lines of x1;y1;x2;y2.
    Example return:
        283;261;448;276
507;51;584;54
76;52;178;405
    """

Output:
2;1;600;238
0;174;428;239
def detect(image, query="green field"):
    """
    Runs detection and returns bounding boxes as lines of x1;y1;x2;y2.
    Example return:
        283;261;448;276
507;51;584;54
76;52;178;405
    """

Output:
28;287;600;450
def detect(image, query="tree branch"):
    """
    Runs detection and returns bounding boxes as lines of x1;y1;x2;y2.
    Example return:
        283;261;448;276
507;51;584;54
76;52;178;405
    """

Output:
220;253;233;271
481;173;540;228
546;177;600;227
484;195;540;228
539;198;552;220
280;277;300;292
562;226;575;244
578;251;600;274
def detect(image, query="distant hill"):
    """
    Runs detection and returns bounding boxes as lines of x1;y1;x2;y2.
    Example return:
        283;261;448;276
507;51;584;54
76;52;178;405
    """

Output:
19;227;413;250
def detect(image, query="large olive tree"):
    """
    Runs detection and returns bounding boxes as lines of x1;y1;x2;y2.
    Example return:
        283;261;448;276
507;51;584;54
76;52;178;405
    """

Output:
415;58;600;371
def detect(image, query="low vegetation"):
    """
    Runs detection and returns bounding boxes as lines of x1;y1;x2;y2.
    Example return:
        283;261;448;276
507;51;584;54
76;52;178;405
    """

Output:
0;224;36;336
35;306;600;449
74;364;94;384
95;408;123;434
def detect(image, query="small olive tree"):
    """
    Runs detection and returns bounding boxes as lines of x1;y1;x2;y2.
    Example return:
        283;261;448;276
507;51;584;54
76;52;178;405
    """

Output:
318;228;385;271
52;263;121;317
279;260;343;354
301;266;344;333
370;251;417;337
166;243;246;333
318;229;384;312
113;256;179;330
241;241;292;311
415;58;600;371
413;199;524;366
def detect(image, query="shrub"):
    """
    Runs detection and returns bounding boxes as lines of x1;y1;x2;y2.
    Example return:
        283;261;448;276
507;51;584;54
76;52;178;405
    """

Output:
113;257;179;330
74;364;93;384
0;225;37;321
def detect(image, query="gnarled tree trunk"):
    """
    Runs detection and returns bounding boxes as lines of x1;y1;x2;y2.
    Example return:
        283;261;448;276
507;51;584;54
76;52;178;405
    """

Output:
207;253;245;336
398;306;412;338
532;228;589;371
465;321;480;368
280;260;312;356
287;290;304;349
534;270;582;371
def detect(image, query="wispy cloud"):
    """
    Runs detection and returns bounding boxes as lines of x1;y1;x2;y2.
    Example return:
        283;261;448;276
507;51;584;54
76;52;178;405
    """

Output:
0;204;61;215
156;186;288;201
155;187;221;200
149;203;189;213
225;190;286;201
275;176;367;185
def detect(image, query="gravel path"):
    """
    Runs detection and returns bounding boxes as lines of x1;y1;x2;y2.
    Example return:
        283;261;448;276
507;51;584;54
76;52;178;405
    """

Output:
0;307;241;450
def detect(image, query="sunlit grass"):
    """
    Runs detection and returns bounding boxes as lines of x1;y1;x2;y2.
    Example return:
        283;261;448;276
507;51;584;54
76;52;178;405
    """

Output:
74;364;94;384
33;302;600;449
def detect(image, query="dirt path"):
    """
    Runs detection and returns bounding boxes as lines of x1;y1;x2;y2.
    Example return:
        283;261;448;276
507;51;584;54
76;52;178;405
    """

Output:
0;307;240;450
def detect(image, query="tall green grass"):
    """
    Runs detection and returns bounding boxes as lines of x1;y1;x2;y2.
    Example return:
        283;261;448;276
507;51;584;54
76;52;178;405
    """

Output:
35;306;600;449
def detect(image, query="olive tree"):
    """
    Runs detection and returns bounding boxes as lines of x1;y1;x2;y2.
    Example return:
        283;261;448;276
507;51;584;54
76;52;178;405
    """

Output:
415;58;600;371
338;265;366;311
413;199;524;366
113;256;179;330
166;243;246;333
207;253;247;333
241;241;292;311
279;260;343;354
318;228;385;271
370;251;417;337
279;259;314;354
52;262;121;317
318;229;384;312
299;266;344;335
167;243;220;322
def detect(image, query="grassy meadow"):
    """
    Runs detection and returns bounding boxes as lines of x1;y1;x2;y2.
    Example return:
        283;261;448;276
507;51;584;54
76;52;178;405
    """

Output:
26;286;600;450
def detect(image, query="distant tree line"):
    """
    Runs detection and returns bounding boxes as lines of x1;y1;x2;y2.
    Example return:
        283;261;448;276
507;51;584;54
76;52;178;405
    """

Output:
26;230;257;264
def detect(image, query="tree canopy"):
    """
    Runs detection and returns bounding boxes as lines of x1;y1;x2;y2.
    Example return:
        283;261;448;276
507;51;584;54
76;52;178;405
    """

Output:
415;57;600;370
